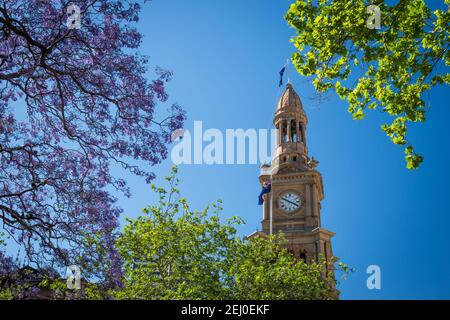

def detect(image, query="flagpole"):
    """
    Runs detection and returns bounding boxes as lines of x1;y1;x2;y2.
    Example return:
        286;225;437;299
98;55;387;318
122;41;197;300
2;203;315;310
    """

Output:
269;191;273;236
286;58;291;84
275;58;289;110
269;174;273;236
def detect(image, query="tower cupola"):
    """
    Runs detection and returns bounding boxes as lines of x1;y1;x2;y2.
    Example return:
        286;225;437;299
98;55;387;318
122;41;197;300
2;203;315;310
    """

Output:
273;83;309;172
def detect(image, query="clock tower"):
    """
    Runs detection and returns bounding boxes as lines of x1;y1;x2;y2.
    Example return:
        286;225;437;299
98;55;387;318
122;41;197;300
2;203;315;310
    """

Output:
257;83;336;266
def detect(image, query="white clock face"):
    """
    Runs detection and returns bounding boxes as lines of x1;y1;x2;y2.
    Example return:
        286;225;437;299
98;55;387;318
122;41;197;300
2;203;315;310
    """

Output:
279;192;301;213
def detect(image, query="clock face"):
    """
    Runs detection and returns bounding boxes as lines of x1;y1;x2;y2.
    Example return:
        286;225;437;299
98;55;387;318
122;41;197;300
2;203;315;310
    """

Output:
279;192;301;213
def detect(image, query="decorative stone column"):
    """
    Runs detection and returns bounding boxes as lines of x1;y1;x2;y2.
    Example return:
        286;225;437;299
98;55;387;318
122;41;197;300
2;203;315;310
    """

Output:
276;123;281;145
312;184;318;217
305;184;312;217
302;125;306;145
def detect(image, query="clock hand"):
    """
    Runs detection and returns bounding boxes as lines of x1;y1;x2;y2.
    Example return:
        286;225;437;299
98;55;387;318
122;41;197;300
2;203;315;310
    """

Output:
282;197;298;207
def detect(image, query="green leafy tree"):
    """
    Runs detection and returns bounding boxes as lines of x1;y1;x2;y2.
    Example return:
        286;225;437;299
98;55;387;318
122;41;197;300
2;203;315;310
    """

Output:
114;167;340;300
232;235;337;299
286;0;449;169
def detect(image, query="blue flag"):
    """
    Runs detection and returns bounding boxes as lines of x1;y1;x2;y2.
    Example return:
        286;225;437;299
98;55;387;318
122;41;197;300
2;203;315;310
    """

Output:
279;65;286;87
258;181;272;205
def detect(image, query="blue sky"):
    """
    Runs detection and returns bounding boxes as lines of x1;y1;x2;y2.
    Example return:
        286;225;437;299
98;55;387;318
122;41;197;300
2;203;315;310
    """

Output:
6;0;446;299
113;0;450;299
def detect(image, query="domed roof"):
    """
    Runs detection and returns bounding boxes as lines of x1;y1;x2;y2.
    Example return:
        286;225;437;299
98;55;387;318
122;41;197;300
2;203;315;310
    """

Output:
275;83;305;117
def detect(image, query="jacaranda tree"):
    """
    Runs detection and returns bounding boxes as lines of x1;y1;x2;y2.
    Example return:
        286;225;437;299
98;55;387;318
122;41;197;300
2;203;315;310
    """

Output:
0;0;185;286
286;0;449;169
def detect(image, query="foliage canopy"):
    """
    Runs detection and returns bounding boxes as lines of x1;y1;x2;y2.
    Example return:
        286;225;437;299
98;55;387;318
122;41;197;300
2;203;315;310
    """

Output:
286;0;449;169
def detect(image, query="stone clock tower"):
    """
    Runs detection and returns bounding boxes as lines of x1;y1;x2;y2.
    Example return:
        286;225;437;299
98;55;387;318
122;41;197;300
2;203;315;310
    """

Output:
255;83;336;266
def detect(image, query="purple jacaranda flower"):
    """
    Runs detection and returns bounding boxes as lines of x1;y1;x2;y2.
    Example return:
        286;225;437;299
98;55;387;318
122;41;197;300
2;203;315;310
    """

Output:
0;0;185;290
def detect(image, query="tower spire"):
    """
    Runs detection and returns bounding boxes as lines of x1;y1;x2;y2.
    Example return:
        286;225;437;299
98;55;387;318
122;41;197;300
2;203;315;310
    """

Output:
272;83;309;173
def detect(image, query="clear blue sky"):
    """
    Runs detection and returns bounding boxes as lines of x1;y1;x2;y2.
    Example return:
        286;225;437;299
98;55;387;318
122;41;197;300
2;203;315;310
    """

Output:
114;0;449;299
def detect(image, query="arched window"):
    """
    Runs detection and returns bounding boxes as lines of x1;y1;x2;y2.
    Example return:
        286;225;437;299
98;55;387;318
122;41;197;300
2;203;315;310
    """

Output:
299;123;303;142
291;119;297;142
299;251;307;262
